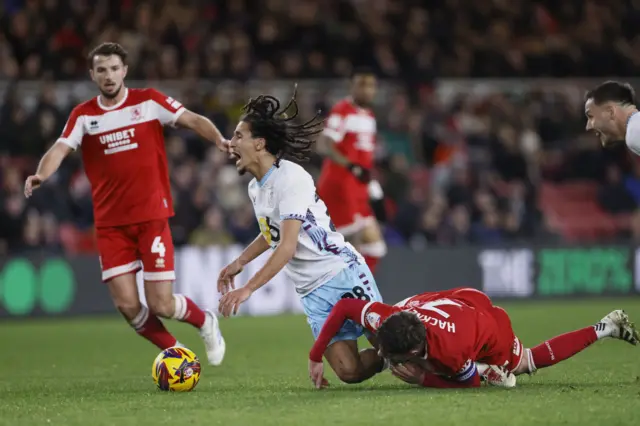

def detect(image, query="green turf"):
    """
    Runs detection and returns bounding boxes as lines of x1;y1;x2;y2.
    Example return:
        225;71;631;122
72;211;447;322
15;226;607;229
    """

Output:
1;299;640;426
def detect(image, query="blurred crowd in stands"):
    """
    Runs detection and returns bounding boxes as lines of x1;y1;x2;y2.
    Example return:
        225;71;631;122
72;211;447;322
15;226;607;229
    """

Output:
2;0;640;254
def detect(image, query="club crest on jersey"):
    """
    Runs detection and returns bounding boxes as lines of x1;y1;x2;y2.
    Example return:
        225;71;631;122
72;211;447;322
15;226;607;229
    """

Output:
131;106;143;121
366;311;382;330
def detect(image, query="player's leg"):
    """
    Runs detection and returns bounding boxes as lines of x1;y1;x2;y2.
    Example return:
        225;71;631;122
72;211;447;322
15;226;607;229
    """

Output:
358;216;387;274
97;225;177;349
303;261;385;384
323;339;384;384
139;219;225;365
511;310;640;376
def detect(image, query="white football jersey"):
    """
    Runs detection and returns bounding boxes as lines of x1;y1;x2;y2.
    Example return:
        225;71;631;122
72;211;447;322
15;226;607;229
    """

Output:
626;111;640;155
248;160;362;296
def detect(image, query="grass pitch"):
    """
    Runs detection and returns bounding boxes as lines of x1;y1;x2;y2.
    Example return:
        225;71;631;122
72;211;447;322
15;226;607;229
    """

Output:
1;298;640;426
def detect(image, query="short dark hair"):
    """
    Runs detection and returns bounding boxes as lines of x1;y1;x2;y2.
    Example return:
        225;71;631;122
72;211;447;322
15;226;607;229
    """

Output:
88;42;128;69
240;85;323;165
585;81;636;106
377;311;426;357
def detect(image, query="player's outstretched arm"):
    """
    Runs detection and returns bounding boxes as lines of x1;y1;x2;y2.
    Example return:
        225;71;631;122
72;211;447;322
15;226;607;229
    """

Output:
176;110;228;152
309;298;370;362
218;220;300;317
308;298;370;389
24;142;73;198
217;234;270;295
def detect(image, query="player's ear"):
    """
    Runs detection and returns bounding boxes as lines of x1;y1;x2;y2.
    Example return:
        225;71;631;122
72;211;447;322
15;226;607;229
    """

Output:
122;65;128;79
89;68;95;82
254;138;266;151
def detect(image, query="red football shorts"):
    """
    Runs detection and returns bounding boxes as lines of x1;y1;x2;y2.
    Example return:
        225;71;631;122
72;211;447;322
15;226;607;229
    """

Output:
480;306;525;372
317;181;374;236
95;218;176;282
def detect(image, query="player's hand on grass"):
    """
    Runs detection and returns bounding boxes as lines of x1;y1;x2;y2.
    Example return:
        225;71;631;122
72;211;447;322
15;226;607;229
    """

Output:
24;174;44;198
390;362;425;385
218;286;252;317
308;360;329;389
217;259;243;295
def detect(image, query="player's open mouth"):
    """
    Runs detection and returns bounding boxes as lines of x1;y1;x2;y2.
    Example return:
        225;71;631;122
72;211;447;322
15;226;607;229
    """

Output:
229;152;241;166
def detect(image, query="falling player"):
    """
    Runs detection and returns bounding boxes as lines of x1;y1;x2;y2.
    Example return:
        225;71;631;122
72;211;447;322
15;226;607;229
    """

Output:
316;68;387;274
308;287;639;388
24;42;226;365
584;80;640;153
218;88;385;384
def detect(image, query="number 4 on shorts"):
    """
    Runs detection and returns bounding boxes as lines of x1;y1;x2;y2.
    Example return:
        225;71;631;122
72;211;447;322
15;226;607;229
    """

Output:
152;236;166;258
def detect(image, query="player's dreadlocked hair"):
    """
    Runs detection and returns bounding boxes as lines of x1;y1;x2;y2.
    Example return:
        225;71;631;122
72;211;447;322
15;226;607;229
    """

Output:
377;312;426;357
240;85;323;166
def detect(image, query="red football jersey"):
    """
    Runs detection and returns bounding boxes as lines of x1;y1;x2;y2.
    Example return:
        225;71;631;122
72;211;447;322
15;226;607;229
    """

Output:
309;293;500;380
57;88;183;227
318;98;376;183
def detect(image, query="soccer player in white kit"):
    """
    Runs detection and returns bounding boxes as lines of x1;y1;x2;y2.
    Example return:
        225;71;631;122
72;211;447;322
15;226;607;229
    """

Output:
217;89;386;385
584;81;640;152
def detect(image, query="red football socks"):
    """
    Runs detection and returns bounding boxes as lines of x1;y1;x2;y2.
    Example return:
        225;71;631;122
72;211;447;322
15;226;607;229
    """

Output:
130;306;177;349
530;326;598;369
171;294;206;329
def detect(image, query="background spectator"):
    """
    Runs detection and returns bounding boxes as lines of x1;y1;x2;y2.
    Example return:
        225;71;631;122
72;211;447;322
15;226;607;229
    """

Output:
2;0;640;252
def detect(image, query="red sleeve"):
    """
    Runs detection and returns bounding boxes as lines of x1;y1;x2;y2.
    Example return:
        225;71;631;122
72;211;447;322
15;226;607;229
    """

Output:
309;299;396;362
57;106;85;150
147;88;186;126
322;102;348;143
421;372;481;389
309;298;368;362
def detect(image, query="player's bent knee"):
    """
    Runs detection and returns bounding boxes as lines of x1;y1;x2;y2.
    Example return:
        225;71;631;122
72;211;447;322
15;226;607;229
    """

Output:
146;296;174;318
144;280;175;318
334;367;367;384
112;298;142;320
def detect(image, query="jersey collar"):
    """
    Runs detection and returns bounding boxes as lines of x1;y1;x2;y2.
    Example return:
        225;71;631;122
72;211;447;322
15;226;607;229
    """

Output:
97;88;129;111
627;110;639;128
257;164;277;187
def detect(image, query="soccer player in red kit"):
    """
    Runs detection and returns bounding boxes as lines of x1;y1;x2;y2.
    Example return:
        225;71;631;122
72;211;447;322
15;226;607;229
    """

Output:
316;69;387;273
23;42;226;365
308;288;639;388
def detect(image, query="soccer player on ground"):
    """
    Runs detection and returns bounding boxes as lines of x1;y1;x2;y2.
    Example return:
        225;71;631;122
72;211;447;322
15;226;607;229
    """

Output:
584;80;640;154
23;42;226;365
217;88;386;384
308;287;639;389
316;69;387;274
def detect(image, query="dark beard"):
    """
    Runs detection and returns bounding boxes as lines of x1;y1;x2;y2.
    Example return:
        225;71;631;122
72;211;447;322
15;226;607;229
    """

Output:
100;84;122;99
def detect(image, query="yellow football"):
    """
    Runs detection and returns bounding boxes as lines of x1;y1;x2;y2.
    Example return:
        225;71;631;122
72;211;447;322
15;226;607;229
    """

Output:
152;346;201;392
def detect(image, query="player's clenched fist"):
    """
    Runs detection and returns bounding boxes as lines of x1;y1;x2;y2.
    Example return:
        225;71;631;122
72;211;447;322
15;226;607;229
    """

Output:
217;259;243;295
24;174;44;198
